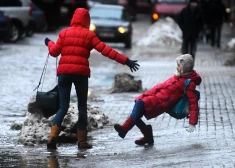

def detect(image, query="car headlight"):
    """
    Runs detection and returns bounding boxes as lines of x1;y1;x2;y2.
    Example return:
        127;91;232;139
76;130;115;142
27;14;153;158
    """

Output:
226;8;231;13
152;13;159;21
90;23;96;31
118;26;128;34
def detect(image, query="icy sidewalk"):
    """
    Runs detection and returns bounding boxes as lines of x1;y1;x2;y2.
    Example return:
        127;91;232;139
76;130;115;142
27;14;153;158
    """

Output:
72;43;235;167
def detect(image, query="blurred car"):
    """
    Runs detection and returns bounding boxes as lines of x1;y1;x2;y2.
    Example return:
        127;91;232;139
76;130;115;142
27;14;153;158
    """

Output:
89;4;133;48
117;0;152;14
63;0;88;9
31;2;47;32
0;10;11;41
0;0;34;42
63;0;88;19
151;0;188;23
89;0;117;5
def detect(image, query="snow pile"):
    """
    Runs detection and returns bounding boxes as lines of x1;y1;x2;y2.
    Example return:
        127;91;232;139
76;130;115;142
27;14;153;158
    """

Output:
223;37;235;52
18;96;109;146
110;73;143;93
136;17;182;49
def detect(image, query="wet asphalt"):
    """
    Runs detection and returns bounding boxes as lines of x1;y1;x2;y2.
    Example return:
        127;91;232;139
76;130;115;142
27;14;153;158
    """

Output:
1;13;235;167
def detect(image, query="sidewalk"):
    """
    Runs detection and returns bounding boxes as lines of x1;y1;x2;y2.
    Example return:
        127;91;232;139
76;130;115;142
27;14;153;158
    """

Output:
72;24;235;167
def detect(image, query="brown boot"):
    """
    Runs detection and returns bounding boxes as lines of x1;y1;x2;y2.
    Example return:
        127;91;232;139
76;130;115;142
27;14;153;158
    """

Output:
135;125;154;145
77;130;92;149
48;157;59;167
47;125;60;149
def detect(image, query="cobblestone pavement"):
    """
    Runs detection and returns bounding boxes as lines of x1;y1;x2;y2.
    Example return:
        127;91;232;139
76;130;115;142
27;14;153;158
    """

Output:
67;26;235;167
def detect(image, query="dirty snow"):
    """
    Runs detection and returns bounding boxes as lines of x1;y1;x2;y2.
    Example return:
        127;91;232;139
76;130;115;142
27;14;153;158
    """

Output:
224;37;235;51
110;73;143;93
18;95;109;146
136;17;182;49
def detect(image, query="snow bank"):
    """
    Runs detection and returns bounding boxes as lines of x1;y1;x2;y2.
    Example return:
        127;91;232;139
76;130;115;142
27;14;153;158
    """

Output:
18;96;109;146
224;37;235;52
136;17;182;49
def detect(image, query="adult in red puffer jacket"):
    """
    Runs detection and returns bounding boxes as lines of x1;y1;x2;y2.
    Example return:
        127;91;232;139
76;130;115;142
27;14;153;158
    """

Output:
114;54;202;146
45;8;139;150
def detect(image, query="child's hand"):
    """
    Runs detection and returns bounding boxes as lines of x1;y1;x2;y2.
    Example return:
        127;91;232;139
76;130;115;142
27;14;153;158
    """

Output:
185;124;196;133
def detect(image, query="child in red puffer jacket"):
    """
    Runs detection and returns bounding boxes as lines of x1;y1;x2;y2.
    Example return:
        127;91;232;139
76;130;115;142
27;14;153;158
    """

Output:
114;54;202;145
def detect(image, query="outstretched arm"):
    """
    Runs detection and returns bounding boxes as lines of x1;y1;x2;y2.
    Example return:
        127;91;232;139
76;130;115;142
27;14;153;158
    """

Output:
91;34;139;72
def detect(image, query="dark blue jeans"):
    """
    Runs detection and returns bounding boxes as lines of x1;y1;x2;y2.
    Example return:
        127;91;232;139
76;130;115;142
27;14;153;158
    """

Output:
130;100;147;130
52;74;88;130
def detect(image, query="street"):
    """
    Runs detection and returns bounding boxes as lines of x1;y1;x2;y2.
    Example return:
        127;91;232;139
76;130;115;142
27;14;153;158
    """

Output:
1;13;235;167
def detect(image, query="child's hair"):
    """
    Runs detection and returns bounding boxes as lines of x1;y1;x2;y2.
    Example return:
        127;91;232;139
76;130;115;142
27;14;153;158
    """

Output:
175;54;194;74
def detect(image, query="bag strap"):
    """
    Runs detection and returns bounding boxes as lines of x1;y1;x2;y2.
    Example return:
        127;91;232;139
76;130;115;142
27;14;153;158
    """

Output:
184;79;191;94
33;53;57;91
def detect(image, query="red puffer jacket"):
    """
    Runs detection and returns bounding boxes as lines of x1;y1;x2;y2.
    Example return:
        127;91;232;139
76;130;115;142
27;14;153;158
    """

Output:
135;70;202;125
47;8;128;77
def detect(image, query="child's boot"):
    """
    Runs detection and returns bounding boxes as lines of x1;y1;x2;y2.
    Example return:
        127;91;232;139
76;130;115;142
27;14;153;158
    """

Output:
114;117;135;138
135;125;154;145
77;129;92;149
47;125;60;149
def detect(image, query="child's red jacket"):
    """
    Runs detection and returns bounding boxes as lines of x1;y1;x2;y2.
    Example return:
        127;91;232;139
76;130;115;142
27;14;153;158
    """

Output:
135;70;202;125
47;8;128;77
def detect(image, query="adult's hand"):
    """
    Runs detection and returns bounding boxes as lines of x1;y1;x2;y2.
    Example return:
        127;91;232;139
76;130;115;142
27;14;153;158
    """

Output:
125;59;140;73
44;37;51;46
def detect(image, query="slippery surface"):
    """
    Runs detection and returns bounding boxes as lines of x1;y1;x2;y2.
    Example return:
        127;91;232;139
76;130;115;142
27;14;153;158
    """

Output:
0;14;235;167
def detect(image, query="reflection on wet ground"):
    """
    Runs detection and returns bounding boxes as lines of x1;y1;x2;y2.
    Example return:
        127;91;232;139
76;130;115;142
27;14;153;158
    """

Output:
0;144;90;168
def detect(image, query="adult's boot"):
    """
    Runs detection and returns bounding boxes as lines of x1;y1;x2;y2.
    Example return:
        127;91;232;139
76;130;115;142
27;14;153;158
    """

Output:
114;117;135;138
77;129;92;149
47;125;60;149
135;125;154;145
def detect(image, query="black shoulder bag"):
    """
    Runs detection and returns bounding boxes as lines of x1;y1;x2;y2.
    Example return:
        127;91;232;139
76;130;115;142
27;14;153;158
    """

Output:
33;54;59;118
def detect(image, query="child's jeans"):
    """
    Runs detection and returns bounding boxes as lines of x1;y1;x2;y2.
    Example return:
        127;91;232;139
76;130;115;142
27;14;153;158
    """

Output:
130;100;147;130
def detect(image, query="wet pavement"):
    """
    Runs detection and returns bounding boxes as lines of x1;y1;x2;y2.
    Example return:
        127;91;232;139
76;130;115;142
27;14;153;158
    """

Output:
1;14;235;167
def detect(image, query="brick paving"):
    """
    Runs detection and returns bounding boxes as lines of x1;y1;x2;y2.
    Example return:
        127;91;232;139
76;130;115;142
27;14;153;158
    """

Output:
73;25;235;167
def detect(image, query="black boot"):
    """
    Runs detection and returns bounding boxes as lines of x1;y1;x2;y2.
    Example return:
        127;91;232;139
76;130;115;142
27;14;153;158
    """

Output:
135;125;154;145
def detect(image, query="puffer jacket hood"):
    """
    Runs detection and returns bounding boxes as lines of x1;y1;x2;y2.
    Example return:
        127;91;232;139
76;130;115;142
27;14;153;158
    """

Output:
70;8;90;29
178;70;202;86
